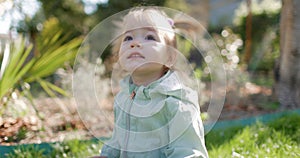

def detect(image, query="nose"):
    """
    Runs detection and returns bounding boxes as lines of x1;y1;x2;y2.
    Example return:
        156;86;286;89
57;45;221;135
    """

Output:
130;41;141;48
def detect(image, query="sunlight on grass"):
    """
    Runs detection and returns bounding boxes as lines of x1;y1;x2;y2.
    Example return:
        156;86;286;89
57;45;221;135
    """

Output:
4;114;300;158
5;139;103;158
206;114;300;158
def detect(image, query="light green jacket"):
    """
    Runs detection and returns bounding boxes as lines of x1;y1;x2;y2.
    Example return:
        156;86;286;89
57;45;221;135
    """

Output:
101;70;208;158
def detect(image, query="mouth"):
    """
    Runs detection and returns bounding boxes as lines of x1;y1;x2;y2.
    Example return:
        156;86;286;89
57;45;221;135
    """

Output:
127;52;145;59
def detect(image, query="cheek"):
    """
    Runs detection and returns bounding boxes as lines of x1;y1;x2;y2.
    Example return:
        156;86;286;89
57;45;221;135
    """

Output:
151;44;169;60
118;44;130;61
118;44;126;55
153;44;165;52
149;43;167;53
118;46;127;64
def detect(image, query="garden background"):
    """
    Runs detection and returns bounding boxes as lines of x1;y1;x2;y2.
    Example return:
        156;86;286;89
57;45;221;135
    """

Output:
0;0;299;157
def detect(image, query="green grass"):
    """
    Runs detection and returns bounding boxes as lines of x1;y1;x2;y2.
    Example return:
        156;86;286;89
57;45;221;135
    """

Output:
4;139;103;158
205;114;300;158
4;114;300;158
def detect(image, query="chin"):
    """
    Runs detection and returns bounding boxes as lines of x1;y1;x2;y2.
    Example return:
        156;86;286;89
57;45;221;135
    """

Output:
123;62;164;74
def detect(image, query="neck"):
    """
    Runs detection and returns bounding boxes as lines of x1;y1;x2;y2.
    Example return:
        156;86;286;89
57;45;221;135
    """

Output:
131;68;166;86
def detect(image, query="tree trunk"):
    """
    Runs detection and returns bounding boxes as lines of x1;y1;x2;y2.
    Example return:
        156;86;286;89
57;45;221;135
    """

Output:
244;0;252;65
276;0;300;108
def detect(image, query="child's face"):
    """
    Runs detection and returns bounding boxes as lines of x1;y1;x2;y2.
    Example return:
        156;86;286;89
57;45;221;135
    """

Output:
118;27;172;74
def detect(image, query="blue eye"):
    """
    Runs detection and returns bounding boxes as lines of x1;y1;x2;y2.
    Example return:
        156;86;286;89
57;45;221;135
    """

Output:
124;36;133;41
145;35;156;41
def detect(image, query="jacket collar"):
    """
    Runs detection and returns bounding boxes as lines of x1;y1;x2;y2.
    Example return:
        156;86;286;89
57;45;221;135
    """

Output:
116;70;198;117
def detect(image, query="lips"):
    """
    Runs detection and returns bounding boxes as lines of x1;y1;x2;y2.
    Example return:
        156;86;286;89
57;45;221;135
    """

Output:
127;52;145;59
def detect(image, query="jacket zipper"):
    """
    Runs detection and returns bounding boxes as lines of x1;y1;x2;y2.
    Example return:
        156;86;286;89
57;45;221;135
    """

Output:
123;89;137;157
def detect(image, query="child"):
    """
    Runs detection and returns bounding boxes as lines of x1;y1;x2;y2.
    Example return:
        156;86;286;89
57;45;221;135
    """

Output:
99;7;208;158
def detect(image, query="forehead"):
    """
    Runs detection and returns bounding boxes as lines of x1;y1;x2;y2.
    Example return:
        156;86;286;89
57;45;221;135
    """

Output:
122;10;172;33
124;27;157;34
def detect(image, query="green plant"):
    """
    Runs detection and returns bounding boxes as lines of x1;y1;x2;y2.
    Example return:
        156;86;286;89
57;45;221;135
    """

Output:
50;139;102;157
4;127;28;143
0;40;34;102
5;139;103;158
0;17;82;112
5;145;46;158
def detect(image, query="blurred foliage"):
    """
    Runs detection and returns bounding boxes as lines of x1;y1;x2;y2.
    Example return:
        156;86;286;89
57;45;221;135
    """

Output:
37;0;87;38
37;0;169;38
236;11;280;72
208;2;281;74
0;17;82;109
95;0;167;18
176;35;193;58
212;27;243;72
35;0;190;37
237;12;280;45
164;0;188;12
198;27;244;82
17;9;45;36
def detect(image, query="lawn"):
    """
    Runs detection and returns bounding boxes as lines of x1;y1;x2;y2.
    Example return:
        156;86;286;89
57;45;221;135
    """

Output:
2;114;300;158
206;114;300;157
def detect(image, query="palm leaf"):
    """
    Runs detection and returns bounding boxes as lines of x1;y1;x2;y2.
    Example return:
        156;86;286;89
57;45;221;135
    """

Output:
37;78;69;97
0;40;34;99
24;37;82;82
1;17;83;102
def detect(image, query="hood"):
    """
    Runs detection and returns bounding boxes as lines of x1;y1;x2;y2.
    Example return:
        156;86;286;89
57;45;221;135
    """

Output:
115;70;199;117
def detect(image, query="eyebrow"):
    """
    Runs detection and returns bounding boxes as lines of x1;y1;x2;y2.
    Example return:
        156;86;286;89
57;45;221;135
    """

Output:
124;27;157;34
